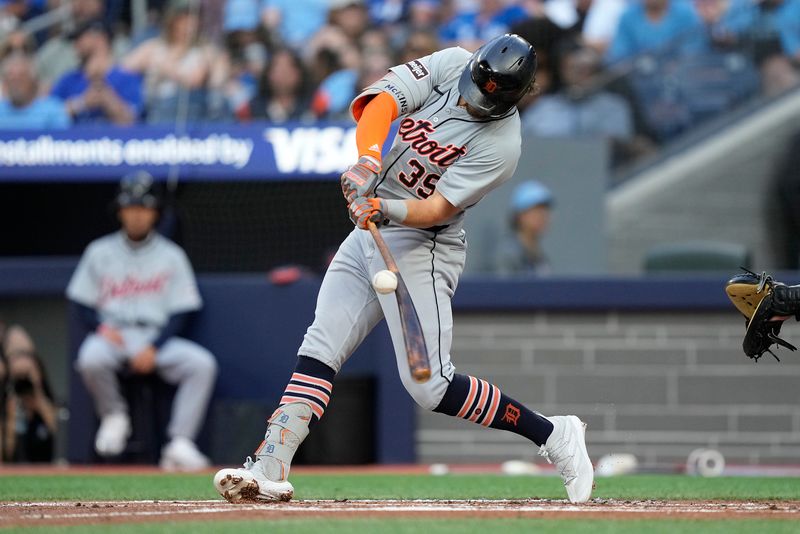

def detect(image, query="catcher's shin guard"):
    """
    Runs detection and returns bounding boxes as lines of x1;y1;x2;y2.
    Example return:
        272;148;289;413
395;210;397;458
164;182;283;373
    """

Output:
255;402;312;481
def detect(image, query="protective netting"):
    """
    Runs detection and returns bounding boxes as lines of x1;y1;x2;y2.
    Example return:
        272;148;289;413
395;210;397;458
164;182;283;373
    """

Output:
174;181;352;273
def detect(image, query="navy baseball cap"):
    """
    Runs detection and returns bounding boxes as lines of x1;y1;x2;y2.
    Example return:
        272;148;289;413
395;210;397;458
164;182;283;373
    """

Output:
116;171;162;209
511;181;554;213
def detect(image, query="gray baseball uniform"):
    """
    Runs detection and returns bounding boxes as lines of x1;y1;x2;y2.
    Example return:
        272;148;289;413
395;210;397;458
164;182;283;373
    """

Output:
67;231;217;441
299;47;521;409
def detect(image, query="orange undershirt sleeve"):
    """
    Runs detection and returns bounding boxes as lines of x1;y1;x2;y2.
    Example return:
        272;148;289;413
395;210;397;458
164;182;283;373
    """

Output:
354;92;399;162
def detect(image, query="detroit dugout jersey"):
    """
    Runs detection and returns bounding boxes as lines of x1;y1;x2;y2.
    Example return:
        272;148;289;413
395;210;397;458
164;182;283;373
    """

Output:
350;46;523;229
67;232;202;329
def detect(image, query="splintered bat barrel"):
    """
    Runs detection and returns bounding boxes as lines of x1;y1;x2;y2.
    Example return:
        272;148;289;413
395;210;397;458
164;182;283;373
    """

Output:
367;221;432;383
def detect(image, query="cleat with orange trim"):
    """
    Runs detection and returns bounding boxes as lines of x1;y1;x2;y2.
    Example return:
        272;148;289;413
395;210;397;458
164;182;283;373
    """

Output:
213;402;312;504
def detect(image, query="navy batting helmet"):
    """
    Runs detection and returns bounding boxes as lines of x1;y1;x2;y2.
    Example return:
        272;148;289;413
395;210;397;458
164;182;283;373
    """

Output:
458;34;537;117
115;170;162;209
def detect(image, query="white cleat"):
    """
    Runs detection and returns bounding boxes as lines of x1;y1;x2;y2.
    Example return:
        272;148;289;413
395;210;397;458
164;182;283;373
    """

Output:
539;415;594;503
95;412;131;457
213;457;294;503
160;437;211;472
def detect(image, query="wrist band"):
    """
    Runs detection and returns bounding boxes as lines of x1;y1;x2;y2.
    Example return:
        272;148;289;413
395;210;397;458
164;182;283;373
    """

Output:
382;198;408;223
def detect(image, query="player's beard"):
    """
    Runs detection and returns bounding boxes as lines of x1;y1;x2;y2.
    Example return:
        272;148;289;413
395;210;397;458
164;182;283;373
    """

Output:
465;105;491;118
458;97;490;119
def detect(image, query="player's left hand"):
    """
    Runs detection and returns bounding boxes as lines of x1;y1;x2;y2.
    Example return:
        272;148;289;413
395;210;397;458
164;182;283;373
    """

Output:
341;156;381;204
129;345;157;374
349;195;384;229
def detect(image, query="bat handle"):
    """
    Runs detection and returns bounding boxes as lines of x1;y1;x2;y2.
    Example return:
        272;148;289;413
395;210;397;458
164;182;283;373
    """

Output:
367;221;399;273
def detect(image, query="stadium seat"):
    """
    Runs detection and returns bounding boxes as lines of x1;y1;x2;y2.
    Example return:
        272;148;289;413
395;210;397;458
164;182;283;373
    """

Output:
643;240;752;273
116;371;176;464
66;308;177;465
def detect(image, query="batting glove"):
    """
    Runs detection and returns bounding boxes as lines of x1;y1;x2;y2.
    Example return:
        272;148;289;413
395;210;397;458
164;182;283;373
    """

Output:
349;195;384;229
341;156;381;204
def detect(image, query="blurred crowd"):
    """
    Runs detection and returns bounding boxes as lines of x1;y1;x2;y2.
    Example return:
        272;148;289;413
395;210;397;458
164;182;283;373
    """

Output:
0;0;800;155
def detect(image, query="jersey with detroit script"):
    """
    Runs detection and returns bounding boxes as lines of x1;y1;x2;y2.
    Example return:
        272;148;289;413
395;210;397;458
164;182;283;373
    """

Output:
350;47;523;229
67;232;202;329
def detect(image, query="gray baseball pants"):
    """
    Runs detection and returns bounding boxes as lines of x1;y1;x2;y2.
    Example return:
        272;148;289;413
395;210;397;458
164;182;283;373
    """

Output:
298;225;467;410
76;332;217;440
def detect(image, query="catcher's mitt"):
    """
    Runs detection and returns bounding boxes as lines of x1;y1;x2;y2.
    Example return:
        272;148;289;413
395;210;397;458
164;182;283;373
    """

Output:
725;269;800;361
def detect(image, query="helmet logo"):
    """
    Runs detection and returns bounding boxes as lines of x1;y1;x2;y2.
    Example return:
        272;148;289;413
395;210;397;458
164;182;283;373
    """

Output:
484;79;498;93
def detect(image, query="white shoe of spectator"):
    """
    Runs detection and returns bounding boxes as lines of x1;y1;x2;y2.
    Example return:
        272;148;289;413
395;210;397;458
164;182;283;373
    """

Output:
95;412;131;457
160;437;211;472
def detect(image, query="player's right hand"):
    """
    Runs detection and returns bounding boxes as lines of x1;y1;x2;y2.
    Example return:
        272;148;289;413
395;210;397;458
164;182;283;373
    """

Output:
349;195;384;229
341;156;381;204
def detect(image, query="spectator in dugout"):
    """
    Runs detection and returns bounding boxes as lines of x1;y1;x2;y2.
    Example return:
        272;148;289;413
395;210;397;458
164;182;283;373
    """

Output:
122;0;226;123
50;20;143;125
0;52;70;129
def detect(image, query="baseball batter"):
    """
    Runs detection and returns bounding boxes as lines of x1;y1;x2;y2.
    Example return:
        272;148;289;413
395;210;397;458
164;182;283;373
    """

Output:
68;171;217;471
214;34;593;503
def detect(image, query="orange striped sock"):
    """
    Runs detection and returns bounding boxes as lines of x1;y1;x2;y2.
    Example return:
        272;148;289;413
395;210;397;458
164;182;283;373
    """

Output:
435;373;554;446
278;356;336;424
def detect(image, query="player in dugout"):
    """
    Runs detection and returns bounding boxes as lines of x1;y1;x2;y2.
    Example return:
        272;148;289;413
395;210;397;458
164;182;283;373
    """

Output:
214;34;594;503
67;171;217;471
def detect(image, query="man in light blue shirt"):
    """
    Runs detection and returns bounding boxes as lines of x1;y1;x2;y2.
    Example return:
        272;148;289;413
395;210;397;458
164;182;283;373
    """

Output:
0;53;70;130
606;0;701;64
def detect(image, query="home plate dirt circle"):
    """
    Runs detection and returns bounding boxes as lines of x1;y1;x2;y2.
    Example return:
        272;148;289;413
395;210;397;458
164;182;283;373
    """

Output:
2;499;799;527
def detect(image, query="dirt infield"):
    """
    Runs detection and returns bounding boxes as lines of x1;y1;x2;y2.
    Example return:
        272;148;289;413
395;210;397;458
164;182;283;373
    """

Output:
2;498;799;527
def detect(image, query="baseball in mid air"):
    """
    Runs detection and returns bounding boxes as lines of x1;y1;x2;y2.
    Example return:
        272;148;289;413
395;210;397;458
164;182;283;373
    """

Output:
372;270;398;294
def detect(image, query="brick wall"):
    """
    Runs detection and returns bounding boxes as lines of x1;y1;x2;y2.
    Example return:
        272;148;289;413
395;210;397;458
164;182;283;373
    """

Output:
416;312;800;467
